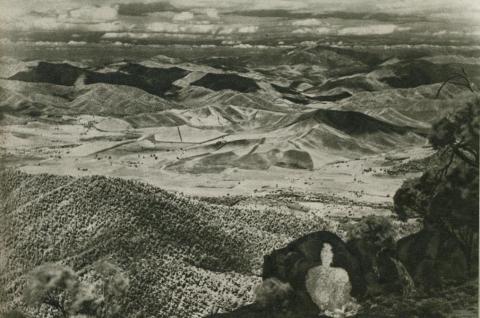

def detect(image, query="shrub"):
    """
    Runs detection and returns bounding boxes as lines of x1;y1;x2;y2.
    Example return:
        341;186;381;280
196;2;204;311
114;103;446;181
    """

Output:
23;261;129;318
24;264;79;317
254;278;293;309
347;215;396;250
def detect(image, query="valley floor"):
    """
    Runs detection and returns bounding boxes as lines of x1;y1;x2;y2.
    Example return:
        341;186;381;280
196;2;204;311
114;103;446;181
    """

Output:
1;118;432;201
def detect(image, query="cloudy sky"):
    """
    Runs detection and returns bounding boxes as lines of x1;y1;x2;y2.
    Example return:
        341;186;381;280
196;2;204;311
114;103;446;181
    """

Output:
0;0;479;43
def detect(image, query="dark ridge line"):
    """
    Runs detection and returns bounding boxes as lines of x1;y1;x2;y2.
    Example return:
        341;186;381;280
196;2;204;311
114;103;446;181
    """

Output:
284;108;429;136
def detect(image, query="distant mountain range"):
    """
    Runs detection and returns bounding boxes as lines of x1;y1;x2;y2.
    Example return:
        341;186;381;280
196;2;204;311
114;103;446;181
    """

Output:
1;43;478;171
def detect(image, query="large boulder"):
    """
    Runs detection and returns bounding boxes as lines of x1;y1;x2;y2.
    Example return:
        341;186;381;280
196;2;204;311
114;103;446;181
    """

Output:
346;239;380;293
347;239;412;296
262;231;366;315
207;231;365;318
397;227;468;291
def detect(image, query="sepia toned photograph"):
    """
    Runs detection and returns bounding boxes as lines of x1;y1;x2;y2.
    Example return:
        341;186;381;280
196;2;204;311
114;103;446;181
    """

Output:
0;0;478;317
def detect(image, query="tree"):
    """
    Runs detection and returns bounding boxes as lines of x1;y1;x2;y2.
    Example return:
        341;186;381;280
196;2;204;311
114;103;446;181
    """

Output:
24;261;129;318
346;216;409;296
435;68;475;99
74;261;130;318
393;169;440;220
24;264;79;318
394;95;479;274
347;216;396;251
429;98;479;169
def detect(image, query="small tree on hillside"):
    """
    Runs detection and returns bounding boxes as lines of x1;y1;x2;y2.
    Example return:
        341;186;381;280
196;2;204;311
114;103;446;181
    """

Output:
75;261;130;318
429;99;479;169
24;261;129;318
24;264;79;318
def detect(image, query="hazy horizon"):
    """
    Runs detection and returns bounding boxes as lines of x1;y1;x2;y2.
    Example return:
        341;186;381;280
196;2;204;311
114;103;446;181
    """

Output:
1;0;479;46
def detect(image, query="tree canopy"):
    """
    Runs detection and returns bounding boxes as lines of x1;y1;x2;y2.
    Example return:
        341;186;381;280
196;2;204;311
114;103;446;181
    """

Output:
394;95;479;273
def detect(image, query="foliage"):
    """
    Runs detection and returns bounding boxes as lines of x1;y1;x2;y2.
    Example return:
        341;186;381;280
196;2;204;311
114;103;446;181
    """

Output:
435;68;475;99
254;278;293;309
429;98;479;168
393;170;439;220
23;261;129;318
24;264;79;317
393;96;479;273
347;216;396;250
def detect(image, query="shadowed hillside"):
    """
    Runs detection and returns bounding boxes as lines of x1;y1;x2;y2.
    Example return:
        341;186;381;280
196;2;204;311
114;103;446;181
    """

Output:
9;62;190;97
292;109;424;136
192;73;261;93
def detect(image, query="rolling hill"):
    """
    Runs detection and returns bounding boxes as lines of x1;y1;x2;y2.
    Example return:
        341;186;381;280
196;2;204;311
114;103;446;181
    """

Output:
0;170;327;317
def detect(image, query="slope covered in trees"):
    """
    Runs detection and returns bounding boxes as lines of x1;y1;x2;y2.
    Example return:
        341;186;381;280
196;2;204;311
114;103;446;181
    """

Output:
0;170;328;317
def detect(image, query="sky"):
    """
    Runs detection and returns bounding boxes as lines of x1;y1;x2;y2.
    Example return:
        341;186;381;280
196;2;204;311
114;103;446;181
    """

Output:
0;0;479;43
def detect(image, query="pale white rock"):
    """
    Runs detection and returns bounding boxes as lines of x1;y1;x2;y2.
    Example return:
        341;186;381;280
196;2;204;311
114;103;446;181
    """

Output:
305;243;360;317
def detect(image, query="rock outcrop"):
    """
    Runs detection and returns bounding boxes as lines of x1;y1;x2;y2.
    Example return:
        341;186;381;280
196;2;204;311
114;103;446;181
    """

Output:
347;239;411;296
263;231;366;298
208;231;365;318
262;231;366;316
397;226;469;291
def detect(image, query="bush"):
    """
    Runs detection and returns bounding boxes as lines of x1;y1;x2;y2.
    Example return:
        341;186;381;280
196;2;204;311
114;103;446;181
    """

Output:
347;215;396;250
23;261;129;318
24;264;79;317
393;171;438;220
254;278;293;309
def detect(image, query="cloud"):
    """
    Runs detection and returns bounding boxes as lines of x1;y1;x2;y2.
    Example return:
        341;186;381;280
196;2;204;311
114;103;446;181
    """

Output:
0;0;472;41
0;3;128;31
147;22;182;33
67;40;87;46
233;43;269;49
187;24;218;33
338;24;401;35
218;25;258;34
112;41;133;47
173;11;194;21
102;32;153;39
145;21;259;35
146;22;218;34
84;21;132;32
68;6;118;23
100;31;205;41
292;27;331;34
190;7;220;19
204;8;219;19
118;2;178;16
291;19;325;26
237;25;258;33
2;16;61;31
431;30;450;36
1;15;132;32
